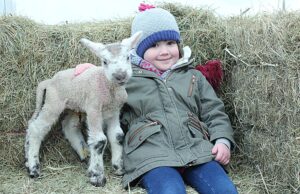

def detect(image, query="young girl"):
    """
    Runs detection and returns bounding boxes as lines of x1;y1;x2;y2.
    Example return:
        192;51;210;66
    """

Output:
121;4;238;194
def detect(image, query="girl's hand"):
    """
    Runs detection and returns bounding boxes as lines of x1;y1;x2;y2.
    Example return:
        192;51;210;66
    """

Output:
212;143;231;165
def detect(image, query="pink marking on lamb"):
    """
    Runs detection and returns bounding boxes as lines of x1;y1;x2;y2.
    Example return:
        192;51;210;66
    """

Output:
74;63;96;76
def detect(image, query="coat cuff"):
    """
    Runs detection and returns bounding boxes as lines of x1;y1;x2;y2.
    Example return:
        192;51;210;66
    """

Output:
215;138;231;150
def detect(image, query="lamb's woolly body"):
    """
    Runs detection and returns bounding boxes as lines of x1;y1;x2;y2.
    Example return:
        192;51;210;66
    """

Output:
43;66;127;115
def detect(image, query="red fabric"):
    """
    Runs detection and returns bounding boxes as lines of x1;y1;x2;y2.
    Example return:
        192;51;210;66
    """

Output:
195;60;223;91
138;3;155;12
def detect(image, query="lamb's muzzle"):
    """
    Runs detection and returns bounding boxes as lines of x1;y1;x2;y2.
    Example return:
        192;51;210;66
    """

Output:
113;70;129;85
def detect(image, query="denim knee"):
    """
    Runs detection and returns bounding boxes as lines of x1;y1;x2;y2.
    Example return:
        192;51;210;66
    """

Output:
141;166;187;194
183;161;238;194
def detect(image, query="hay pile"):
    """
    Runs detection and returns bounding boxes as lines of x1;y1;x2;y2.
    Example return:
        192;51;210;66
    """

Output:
0;3;299;194
224;12;300;193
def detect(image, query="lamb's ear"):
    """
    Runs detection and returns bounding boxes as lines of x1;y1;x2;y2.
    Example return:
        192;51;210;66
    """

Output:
121;31;143;49
80;38;105;57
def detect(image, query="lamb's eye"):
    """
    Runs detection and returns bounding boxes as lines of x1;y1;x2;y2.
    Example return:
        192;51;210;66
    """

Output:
103;59;108;65
127;56;130;61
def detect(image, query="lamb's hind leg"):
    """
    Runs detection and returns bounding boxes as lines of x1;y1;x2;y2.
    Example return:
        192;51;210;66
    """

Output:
86;109;107;187
25;103;64;178
106;112;124;175
61;111;89;162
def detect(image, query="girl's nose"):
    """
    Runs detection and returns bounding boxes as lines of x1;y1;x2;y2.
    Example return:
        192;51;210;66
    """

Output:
159;45;169;56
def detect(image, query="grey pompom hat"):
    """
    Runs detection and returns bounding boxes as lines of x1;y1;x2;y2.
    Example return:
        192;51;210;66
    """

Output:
131;7;181;58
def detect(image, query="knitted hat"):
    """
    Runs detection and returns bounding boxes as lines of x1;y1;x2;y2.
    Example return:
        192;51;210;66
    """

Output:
131;4;180;57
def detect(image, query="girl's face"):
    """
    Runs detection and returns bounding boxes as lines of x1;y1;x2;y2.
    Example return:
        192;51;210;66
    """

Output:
143;40;180;71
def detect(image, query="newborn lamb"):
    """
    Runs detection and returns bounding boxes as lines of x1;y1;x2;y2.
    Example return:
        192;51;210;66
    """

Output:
25;31;142;187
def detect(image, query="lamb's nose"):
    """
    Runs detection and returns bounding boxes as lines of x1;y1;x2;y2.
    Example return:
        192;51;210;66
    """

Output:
113;71;127;82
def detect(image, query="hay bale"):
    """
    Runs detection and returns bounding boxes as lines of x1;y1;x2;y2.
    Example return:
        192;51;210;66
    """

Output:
0;3;299;193
224;12;300;193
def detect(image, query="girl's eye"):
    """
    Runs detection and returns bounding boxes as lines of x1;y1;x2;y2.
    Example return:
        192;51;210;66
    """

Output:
150;43;159;48
167;41;176;45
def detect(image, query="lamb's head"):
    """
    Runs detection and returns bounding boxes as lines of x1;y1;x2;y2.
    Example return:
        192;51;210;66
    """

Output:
80;31;142;85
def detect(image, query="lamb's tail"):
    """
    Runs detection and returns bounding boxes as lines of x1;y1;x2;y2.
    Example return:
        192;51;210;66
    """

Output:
29;79;50;123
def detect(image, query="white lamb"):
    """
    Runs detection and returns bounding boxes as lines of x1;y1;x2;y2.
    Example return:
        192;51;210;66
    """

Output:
25;31;142;187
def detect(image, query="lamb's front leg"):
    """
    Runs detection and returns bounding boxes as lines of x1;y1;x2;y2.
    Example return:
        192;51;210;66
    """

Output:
106;112;125;175
86;110;107;187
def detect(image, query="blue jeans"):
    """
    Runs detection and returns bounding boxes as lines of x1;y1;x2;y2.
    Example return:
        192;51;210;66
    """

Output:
141;161;238;194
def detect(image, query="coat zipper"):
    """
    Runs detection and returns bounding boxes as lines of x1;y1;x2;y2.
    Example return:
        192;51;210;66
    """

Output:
188;75;196;97
128;121;158;145
163;71;174;83
187;112;210;140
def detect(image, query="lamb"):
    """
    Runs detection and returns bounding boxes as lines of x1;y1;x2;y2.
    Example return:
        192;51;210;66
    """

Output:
24;31;142;187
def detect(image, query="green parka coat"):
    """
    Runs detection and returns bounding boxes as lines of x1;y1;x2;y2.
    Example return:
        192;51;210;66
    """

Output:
121;58;235;188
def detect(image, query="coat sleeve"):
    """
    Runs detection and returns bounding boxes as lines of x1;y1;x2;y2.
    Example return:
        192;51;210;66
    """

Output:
196;71;236;149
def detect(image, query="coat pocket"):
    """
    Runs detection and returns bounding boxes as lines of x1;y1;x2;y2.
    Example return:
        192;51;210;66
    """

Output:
187;112;210;140
124;121;160;154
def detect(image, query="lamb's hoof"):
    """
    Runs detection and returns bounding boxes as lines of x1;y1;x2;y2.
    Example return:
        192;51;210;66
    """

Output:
112;164;125;176
88;171;106;187
28;168;40;178
29;171;40;178
90;176;107;187
27;164;40;178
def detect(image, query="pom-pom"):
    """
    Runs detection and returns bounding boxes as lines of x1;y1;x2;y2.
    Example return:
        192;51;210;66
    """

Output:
195;60;223;91
138;3;155;12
